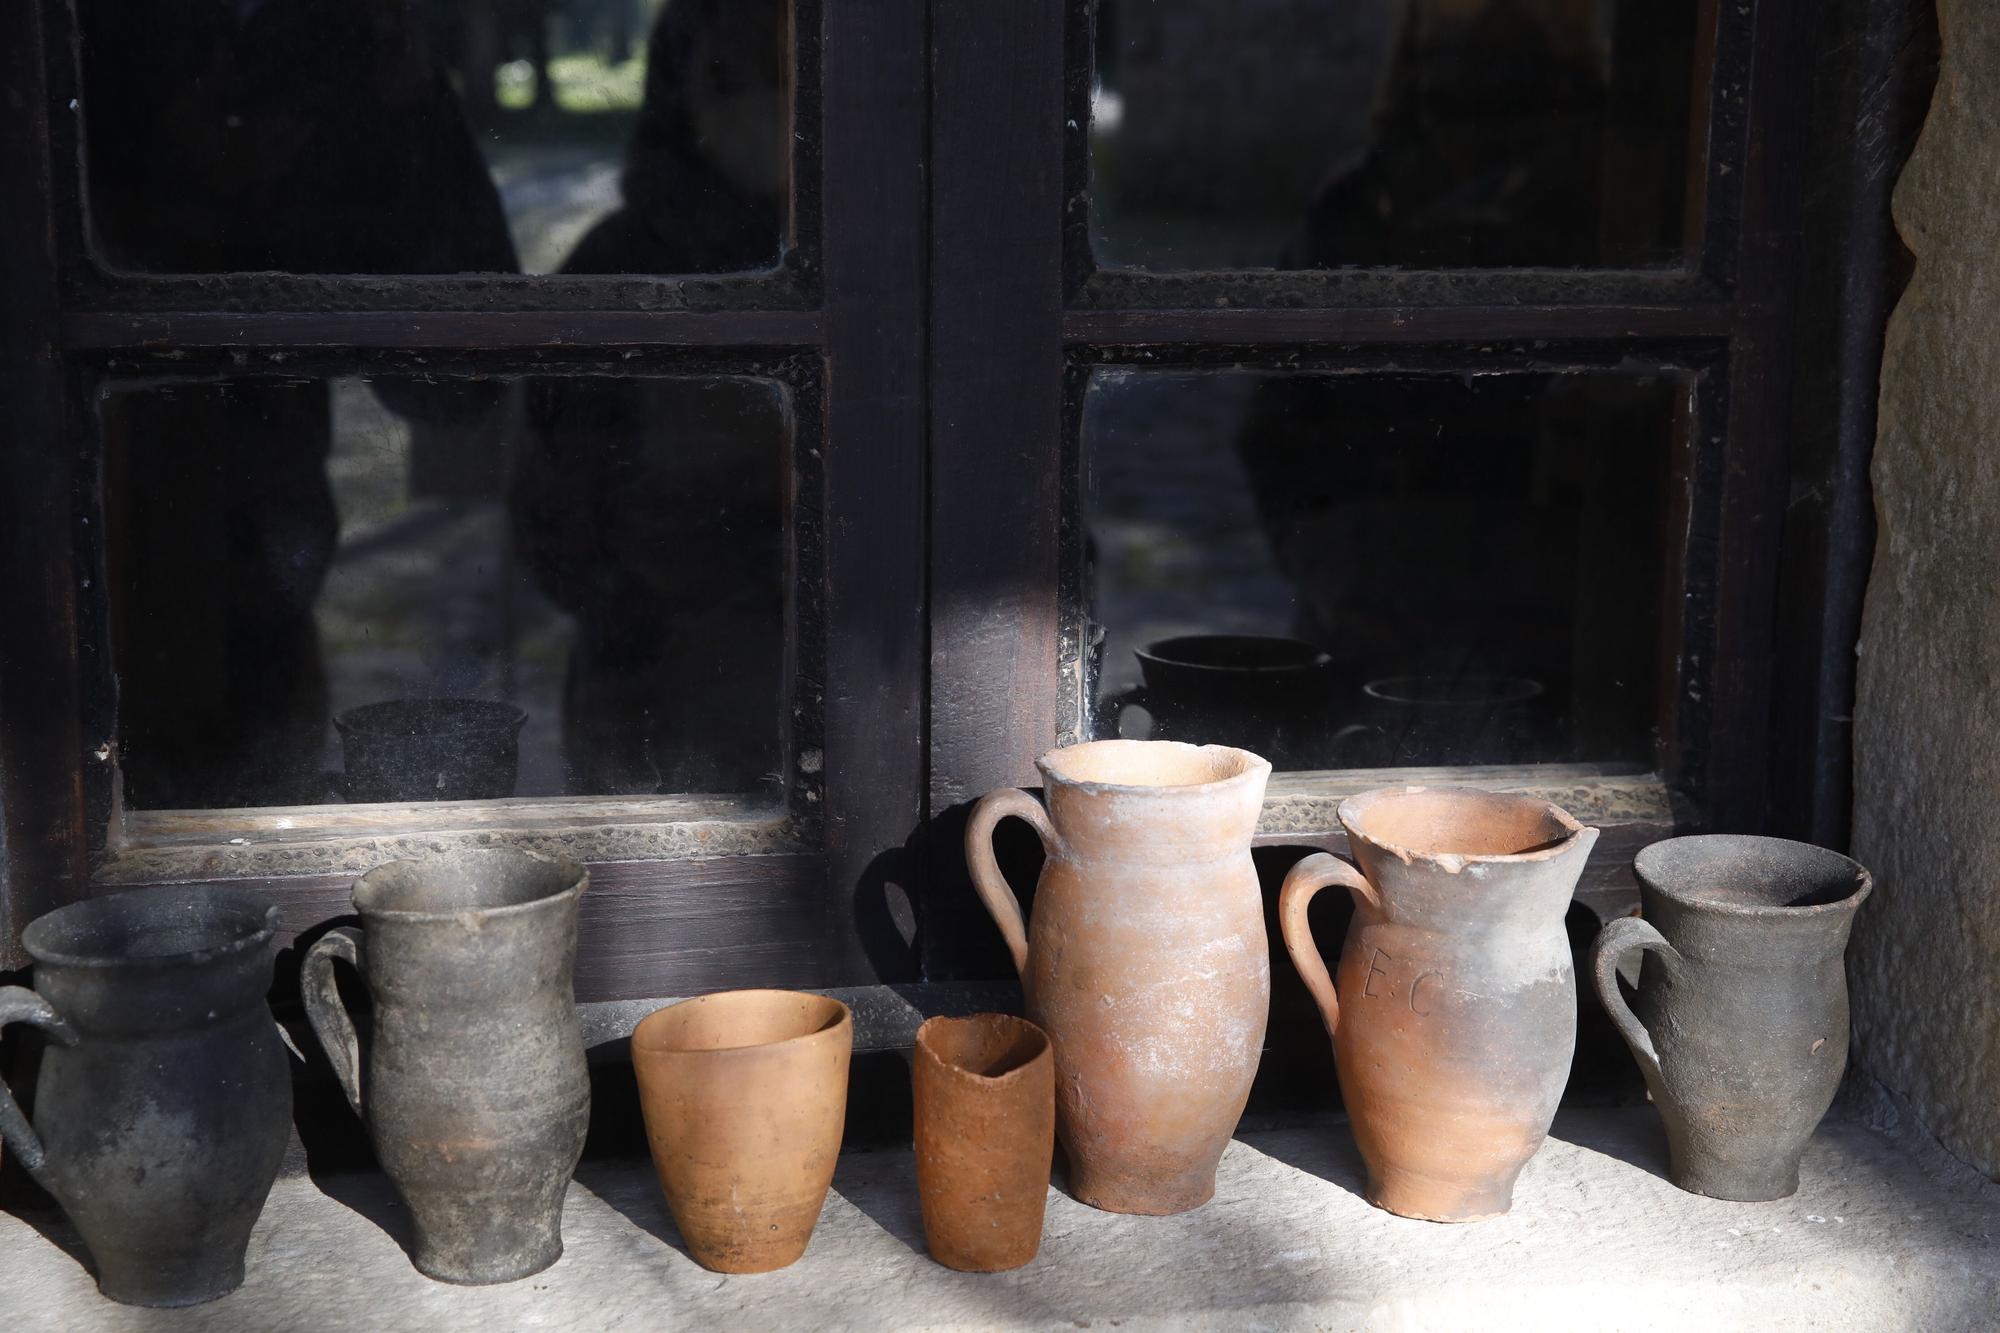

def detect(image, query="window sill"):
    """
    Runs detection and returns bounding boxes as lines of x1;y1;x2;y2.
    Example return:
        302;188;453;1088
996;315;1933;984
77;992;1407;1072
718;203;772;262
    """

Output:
6;1100;1990;1330
97;794;806;885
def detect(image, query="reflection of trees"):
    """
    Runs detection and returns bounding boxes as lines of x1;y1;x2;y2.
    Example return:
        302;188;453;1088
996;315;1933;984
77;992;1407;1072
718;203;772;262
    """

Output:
420;0;651;128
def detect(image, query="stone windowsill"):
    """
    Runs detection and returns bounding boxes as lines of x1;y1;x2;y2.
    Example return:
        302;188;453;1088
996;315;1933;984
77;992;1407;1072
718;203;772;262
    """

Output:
3;1105;1997;1331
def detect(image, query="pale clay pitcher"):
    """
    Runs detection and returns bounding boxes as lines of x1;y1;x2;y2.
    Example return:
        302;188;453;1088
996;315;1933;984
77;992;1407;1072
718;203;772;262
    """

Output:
967;739;1271;1215
1279;785;1597;1222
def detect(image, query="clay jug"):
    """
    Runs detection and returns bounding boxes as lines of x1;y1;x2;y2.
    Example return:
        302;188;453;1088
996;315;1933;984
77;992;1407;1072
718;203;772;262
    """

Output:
1279;785;1598;1222
1590;834;1872;1201
0;885;290;1307
913;1013;1055;1272
967;739;1271;1215
302;847;590;1285
631;989;852;1273
1097;634;1338;766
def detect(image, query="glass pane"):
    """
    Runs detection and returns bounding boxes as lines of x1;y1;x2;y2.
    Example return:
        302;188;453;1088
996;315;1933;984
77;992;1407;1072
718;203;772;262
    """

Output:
1083;369;1680;769
1089;1;1699;269
100;373;790;809
78;0;793;275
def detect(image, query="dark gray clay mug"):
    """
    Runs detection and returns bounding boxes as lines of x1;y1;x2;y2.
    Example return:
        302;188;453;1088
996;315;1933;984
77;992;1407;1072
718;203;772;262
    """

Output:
1590;834;1872;1201
0;885;290;1307
303;847;589;1284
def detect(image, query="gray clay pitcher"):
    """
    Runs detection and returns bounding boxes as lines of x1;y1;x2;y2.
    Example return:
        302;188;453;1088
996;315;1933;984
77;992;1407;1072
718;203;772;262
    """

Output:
1589;834;1872;1201
0;886;290;1307
303;847;590;1284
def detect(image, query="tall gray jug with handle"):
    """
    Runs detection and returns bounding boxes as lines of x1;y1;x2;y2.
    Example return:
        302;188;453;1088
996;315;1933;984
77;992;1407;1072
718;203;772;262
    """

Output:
302;846;590;1284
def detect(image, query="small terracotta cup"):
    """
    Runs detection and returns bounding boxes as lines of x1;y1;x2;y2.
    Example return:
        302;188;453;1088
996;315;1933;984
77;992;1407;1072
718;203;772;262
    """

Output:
631;990;853;1273
913;1014;1056;1272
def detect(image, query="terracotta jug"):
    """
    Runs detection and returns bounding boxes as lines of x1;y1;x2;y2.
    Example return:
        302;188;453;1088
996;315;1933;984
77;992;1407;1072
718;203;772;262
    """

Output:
967;739;1271;1215
1279;785;1598;1222
302;847;590;1285
1591;834;1872;1201
0;886;290;1307
913;1013;1055;1272
631;990;852;1273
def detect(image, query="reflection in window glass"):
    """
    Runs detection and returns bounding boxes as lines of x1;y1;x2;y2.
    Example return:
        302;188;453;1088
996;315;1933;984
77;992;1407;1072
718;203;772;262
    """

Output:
101;374;789;809
1089;0;1698;269
1084;370;1680;769
78;0;792;275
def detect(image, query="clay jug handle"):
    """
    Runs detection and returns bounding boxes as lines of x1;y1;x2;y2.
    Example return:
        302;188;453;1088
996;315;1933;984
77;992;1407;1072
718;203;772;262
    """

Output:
965;787;1059;980
0;987;79;1175
1278;852;1381;1039
1588;915;1681;1078
301;926;368;1117
1093;685;1149;740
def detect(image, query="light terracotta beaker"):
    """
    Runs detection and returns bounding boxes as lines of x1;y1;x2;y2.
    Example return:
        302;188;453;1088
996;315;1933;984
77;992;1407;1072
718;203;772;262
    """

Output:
631;989;852;1273
913;1013;1055;1272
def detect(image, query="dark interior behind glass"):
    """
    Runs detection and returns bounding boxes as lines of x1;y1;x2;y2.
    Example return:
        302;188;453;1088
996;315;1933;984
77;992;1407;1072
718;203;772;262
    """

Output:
1089;0;1699;270
77;0;793;275
1084;369;1681;769
100;373;790;809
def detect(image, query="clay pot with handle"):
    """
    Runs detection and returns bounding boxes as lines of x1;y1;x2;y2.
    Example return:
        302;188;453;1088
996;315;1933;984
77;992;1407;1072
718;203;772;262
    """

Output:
1590;834;1872;1201
966;739;1271;1216
0;885;291;1308
301;847;591;1285
1279;785;1598;1222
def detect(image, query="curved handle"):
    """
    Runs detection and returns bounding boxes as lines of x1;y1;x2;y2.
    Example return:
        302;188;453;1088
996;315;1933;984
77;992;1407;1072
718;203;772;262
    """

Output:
1093;685;1150;740
964;788;1060;980
301;926;368;1117
0;986;79;1174
1327;722;1380;766
1278;852;1381;1040
1588;915;1681;1079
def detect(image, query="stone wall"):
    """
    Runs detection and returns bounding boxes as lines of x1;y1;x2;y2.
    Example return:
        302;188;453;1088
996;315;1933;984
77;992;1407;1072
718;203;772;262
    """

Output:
1851;1;2000;1179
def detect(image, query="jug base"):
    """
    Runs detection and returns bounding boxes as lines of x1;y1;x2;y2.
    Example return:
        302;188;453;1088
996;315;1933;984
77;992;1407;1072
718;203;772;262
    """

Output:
1667;1160;1803;1203
96;1263;245;1309
1068;1162;1217;1217
413;1242;563;1287
927;1243;1041;1274
1365;1165;1515;1224
684;1230;816;1274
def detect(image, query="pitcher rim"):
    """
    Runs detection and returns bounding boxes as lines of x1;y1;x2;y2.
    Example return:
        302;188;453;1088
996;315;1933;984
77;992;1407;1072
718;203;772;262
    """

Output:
1036;739;1272;797
1634;833;1874;918
351;846;587;920
1337;784;1593;867
22;884;281;971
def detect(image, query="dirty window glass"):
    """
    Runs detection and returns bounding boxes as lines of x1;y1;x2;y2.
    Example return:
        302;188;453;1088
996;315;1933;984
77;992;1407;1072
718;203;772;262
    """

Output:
1088;0;1699;270
100;373;790;808
77;0;793;275
1082;369;1682;769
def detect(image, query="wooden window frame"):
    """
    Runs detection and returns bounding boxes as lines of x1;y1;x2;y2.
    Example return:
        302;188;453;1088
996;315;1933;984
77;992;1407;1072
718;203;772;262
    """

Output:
0;0;928;1009
917;0;1933;981
0;0;1938;1036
